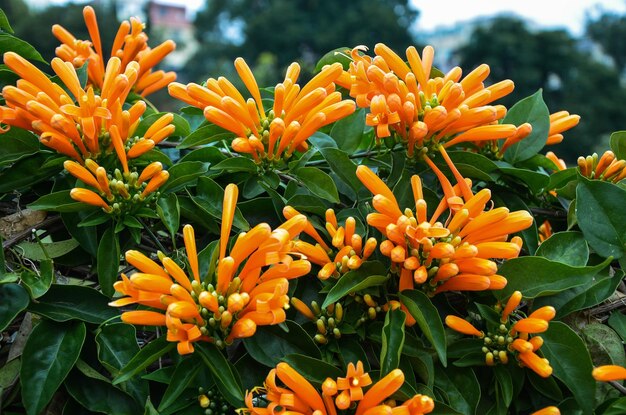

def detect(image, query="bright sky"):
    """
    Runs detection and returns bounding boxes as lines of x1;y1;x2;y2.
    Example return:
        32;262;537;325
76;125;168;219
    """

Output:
412;0;626;35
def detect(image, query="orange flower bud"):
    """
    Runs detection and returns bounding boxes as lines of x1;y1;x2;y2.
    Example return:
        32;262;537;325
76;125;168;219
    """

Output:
501;291;522;322
513;318;549;334
592;365;626;382
121;310;166;326
445;315;483;337
528;306;556;322
531;406;560;415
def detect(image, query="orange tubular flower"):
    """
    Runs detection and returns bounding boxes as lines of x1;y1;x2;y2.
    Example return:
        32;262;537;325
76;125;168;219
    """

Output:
445;315;483;337
578;151;626;183
340;44;521;160
592;365;626;382
356;164;531;304
169;58;355;163
52;6;176;96
285;206;377;280
531;407;560;415
111;184;311;354
243;362;434;415
547;111;580;145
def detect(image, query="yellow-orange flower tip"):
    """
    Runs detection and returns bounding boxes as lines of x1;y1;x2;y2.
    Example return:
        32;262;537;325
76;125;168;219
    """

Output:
501;290;522;322
531;406;560;415
513;318;549;334
592;365;626;382
70;188;112;212
445;315;483;337
528;306;556;322
120;310;166;326
322;378;338;396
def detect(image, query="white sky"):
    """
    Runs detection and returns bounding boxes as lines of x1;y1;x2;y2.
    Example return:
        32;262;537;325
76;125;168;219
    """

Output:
412;0;626;35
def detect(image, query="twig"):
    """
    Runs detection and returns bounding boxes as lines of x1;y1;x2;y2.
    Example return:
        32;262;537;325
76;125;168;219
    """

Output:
137;217;168;254
609;380;626;395
529;207;568;218
2;216;61;249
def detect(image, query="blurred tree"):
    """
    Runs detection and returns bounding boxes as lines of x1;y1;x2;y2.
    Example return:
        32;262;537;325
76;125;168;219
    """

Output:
586;12;626;74
188;0;418;82
456;16;626;162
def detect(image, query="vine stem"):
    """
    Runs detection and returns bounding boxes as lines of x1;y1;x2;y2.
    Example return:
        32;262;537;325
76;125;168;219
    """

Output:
137;217;168;254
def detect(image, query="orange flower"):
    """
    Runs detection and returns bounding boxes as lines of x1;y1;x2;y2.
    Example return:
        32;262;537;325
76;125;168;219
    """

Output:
336;361;372;405
111;184;311;353
578;151;626;183
52;6;176;96
545;152;567;171
531;406;560;415
243;362;434;415
445;315;483;337
169;59;355;163
592;365;626;382
547;111;580;145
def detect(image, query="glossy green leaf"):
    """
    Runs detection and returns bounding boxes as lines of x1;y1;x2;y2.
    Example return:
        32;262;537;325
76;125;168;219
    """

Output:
65;370;142;415
160;161;209;193
322;261;388;308
133;112;190;138
196;343;244;408
294;167;340;203
608;311;626;342
158;355;202;411
157;193;180;240
329;108;366;154
113;336;175;385
97;227;120;297
177;124;232;148
609;131;626;160
576;175;626;259
211;157;258;172
21;320;86;415
28;190;87;213
599;397;626;415
0;9;14;33
493;365;513;407
547;167;578;191
314;46;352;72
535;231;589;266
281;354;343;386
17;238;79;260
62;212;98;256
244;320;320;367
541;322;595;414
0;283;29;331
497;256;611;299
498;167;550;194
28;284;118;324
400;290;447;365
309;131;339;149
502;90;550;164
380;308;406;377
433;364;480;415
179;146;227;164
0;128;39;166
0;154;61;192
20;259;54;298
0;32;45;63
0;357;20;390
316;147;361;192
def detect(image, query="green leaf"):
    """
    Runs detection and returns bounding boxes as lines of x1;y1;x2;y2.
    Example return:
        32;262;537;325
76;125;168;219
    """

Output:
0;9;14;33
113;336;175;385
497;256;611;299
244;320;320;367
0;357;20;390
177;124;233;149
576;175;626;259
315;46;352;72
493;365;513;407
0;32;45;63
211;157;258;172
380;308;406;377
322;261;388;308
0;128;39;166
282;354;344;386
599;397;626;415
329;107;367;154
0;283;29;331
28;284;118;324
28;190;87;213
535;231;589;266
400;290;447;366
157;193;180;241
194;176;250;231
65;371;142;415
158;355;201;411
0;154;61;192
316;147;361;192
196;343;244;408
17;239;79;260
97;227;120;297
547;167;578;191
608;312;626;342
498;167;550;194
21;320;86;415
433;364;480;415
541;322;595;415
294;167;340;203
582;323;626;369
609;131;626;160
308;132;339;149
502;90;550;164
133;112;190;138
160;161;209;193
20;259;54;298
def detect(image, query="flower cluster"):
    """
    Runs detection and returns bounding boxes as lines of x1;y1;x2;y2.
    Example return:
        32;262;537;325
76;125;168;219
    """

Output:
445;291;555;378
291;298;348;344
242;361;434;414
52;6;176;97
356;161;531;300
169;58;355;164
110;184;312;354
578;150;626;183
285;206;377;280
